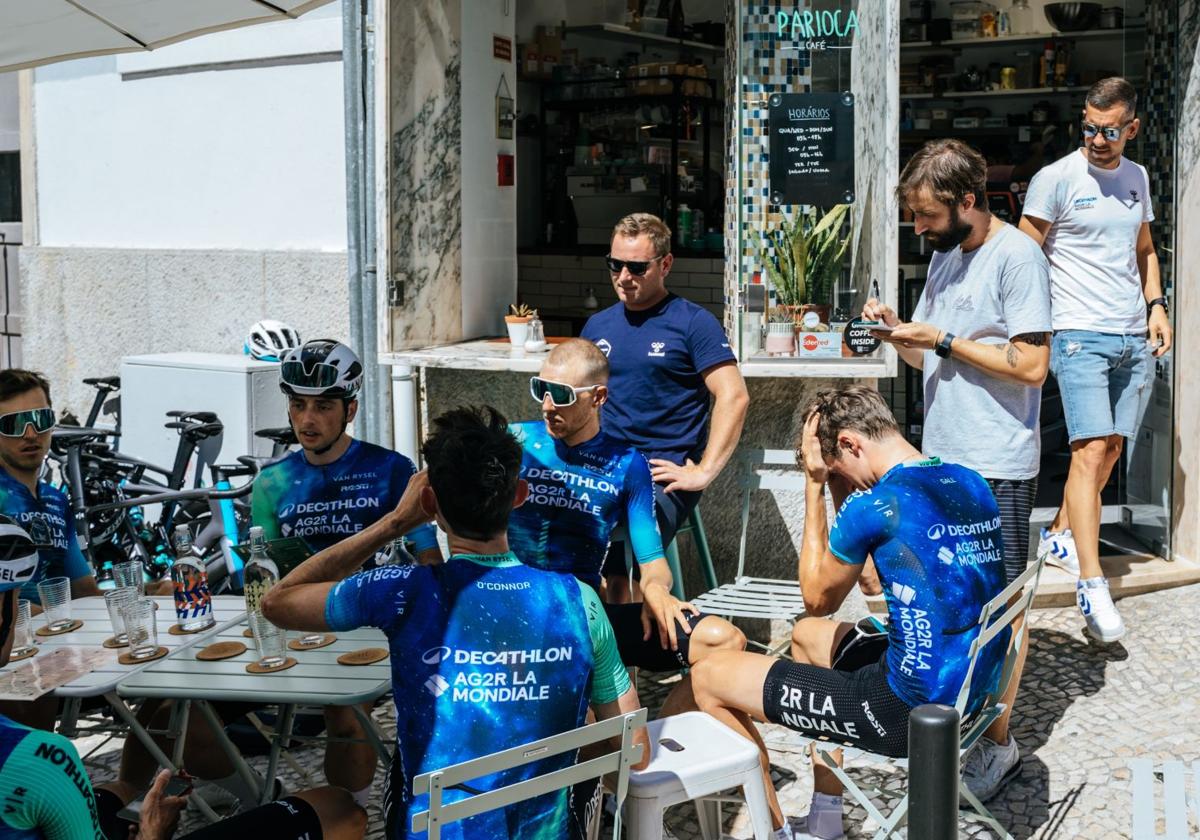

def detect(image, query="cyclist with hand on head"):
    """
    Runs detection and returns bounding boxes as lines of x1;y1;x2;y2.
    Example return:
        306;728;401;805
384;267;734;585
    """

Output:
509;339;744;715
250;338;441;807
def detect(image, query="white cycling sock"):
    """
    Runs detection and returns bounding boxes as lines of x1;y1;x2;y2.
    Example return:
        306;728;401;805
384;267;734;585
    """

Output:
807;793;844;838
350;783;373;809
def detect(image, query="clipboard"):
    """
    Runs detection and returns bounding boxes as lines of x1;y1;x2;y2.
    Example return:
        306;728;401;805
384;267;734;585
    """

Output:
232;537;314;577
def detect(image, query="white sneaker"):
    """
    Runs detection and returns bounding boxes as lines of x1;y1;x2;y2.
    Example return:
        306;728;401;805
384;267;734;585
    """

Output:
772;814;845;840
1077;577;1125;642
186;782;240;816
1037;528;1080;576
961;734;1021;803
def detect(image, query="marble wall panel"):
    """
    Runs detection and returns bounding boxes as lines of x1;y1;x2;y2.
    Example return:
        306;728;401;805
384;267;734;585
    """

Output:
388;0;463;350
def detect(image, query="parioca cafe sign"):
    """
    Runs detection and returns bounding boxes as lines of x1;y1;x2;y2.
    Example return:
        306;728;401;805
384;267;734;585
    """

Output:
776;4;860;51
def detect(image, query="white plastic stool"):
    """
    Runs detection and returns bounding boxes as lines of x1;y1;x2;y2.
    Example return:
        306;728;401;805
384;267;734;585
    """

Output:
627;712;775;840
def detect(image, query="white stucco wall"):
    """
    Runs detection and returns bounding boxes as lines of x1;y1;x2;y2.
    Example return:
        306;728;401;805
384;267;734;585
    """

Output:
30;6;347;251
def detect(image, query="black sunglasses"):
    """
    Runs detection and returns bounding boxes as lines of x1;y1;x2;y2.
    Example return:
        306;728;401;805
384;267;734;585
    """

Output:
0;408;55;438
605;255;664;277
1082;120;1132;142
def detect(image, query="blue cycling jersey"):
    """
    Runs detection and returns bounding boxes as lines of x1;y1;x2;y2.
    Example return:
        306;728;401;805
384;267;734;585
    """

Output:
0;468;92;605
326;553;630;840
829;459;1010;712
507;421;663;588
251;438;437;558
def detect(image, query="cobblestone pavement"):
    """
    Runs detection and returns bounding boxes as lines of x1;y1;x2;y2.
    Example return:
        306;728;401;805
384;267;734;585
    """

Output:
74;582;1200;838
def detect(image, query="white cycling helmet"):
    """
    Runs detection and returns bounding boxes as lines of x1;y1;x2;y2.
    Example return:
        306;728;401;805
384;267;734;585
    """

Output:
0;516;41;593
279;339;364;400
244;320;303;362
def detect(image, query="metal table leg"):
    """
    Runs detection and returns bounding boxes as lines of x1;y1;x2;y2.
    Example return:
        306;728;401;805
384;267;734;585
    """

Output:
103;692;222;825
350;702;393;766
58;697;82;737
261;704;296;805
195;699;265;803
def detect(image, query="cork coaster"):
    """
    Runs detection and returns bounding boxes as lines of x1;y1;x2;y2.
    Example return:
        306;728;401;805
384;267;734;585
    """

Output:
8;647;36;662
243;628;255;639
36;619;83;637
288;634;337;651
196;641;246;661
245;657;297;674
337;647;388;666
119;646;169;665
102;635;130;649
168;622;214;636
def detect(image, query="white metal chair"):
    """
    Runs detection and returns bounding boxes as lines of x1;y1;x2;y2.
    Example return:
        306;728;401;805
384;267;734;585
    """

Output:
791;554;1047;839
410;708;647;839
626;711;775;840
689;449;808;654
1129;758;1199;839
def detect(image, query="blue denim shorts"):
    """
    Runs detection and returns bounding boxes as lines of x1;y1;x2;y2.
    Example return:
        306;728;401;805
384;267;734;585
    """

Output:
1050;330;1153;442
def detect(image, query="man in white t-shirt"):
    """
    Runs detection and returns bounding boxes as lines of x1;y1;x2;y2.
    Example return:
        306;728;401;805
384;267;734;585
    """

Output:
1019;77;1172;646
863;138;1051;805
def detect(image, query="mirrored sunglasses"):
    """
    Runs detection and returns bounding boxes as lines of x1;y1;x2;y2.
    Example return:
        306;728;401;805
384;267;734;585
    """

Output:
0;408;55;438
529;377;601;407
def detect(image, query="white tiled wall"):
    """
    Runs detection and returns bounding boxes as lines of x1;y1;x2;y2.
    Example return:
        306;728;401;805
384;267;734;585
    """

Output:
517;253;725;331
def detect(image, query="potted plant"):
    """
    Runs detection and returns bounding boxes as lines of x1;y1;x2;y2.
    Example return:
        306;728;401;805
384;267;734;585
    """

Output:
505;303;537;345
764;307;797;356
756;204;852;326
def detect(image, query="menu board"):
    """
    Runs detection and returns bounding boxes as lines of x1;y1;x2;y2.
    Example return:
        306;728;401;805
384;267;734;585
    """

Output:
768;92;856;207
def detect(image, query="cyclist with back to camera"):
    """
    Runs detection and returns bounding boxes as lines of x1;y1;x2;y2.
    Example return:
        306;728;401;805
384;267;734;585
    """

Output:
251;339;442;806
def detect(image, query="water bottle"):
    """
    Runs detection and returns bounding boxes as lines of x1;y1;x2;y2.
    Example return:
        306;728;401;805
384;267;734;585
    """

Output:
242;526;279;615
171;525;215;632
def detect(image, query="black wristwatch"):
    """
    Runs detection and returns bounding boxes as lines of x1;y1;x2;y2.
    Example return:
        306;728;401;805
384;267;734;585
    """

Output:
935;332;956;359
1147;297;1168;316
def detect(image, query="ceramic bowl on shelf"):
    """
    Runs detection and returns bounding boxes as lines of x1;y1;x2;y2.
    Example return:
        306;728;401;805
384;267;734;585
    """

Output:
1043;2;1102;32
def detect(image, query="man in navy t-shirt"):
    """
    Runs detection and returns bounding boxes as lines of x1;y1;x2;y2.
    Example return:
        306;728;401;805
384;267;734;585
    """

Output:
581;213;748;595
691;387;1010;840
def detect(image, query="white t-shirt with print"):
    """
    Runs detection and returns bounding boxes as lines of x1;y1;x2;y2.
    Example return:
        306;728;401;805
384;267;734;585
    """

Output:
1022;149;1153;335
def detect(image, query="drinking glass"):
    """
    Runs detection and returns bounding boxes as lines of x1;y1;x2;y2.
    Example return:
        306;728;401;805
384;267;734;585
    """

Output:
104;587;139;644
36;577;72;632
112;560;145;596
248;612;288;669
120;598;160;660
11;600;35;657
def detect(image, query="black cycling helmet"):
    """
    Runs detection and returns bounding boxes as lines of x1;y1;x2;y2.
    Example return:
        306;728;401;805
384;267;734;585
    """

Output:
279;339;364;400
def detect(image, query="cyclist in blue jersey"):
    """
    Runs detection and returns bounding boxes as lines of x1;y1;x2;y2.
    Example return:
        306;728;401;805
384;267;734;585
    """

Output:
510;340;744;712
691;387;1010;840
0;515;367;840
263;406;650;840
0;370;102;606
251;339;441;805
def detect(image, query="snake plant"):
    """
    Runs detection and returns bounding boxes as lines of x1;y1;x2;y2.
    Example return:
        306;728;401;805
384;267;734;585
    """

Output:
756;205;851;307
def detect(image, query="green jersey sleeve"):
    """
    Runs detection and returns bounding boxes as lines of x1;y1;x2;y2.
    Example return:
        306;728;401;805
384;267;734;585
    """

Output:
574;580;631;705
0;726;104;839
250;468;284;542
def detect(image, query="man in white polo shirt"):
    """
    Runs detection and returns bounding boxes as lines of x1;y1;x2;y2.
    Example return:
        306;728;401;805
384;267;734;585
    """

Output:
1020;77;1172;645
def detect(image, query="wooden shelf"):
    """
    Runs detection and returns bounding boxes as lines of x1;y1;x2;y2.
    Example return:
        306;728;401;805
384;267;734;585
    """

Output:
900;27;1144;51
563;23;723;53
902;86;1089;100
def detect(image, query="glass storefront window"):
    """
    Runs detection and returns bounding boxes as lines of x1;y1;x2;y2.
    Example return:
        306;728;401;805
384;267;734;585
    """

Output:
730;0;898;373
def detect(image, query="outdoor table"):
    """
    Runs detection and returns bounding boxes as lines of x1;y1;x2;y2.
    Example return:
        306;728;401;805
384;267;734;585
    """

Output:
0;595;244;822
118;618;394;809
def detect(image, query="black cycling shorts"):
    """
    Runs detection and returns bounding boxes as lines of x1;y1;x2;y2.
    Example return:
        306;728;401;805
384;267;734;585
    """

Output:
603;602;708;671
95;789;323;840
760;619;911;757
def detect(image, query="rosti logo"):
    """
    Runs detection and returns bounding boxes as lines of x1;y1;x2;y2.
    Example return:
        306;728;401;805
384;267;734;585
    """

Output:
422;646;451;665
927;523;945;541
803;334;820;351
595;339;612;357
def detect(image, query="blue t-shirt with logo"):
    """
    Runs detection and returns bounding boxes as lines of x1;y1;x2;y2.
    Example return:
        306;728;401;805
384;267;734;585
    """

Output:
580;294;736;464
0;468;92;605
325;553;630;840
829;459;1010;713
508;421;664;587
251;438;438;559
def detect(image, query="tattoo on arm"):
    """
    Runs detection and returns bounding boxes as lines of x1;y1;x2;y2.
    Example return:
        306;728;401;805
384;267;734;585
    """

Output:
1005;343;1018;368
